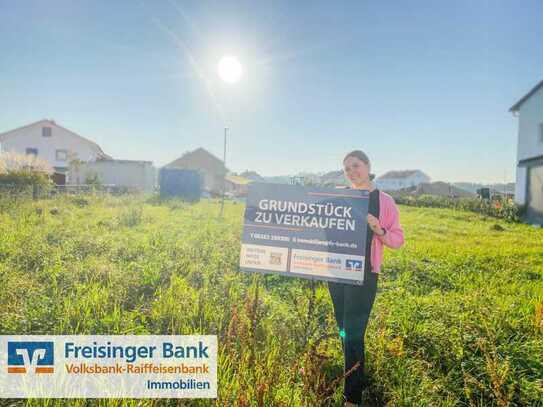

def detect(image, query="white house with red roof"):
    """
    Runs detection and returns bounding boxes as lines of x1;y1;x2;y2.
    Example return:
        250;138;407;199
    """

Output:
375;170;431;191
510;79;543;225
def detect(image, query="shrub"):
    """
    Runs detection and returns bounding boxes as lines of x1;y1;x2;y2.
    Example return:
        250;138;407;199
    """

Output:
0;152;54;200
0;151;53;175
392;193;522;222
84;172;101;187
0;170;52;187
118;207;143;227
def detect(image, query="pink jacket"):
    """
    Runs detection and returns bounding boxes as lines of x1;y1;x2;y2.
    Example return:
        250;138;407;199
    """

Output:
370;191;405;273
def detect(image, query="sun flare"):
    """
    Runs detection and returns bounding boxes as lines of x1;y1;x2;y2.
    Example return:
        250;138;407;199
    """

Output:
218;56;243;83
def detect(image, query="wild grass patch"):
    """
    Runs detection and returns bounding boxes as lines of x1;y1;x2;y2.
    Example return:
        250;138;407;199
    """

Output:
0;196;541;406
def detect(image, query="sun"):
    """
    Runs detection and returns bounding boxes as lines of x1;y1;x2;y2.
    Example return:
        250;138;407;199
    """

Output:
218;56;243;84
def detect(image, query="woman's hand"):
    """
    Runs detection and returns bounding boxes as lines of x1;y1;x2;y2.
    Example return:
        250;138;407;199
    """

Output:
367;214;385;236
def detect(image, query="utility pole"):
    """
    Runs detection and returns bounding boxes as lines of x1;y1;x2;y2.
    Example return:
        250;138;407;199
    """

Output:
219;127;228;218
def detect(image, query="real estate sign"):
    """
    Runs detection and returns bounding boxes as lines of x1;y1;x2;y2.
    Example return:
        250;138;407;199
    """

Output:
239;183;369;285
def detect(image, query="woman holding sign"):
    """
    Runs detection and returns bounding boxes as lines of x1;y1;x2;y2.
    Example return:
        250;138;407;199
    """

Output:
328;150;404;407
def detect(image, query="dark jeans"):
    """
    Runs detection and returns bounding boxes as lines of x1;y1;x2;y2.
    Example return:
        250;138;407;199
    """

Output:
328;270;378;405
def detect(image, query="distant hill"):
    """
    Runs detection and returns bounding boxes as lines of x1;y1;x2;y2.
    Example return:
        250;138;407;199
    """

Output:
398;182;476;198
320;170;349;187
261;175;292;184
260;171;350;187
243;170;515;194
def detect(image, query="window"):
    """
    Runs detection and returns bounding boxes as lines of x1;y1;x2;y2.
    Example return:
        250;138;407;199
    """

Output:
42;127;52;137
26;148;38;156
539;123;543;143
56;149;68;162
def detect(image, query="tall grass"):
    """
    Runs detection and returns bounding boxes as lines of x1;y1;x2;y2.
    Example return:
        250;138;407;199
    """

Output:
0;195;541;406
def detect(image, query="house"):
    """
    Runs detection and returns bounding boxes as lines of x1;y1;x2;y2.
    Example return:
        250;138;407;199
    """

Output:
239;170;265;183
165;147;227;195
375;170;431;191
0;119;110;184
510;79;543;225
69;158;156;193
225;174;251;197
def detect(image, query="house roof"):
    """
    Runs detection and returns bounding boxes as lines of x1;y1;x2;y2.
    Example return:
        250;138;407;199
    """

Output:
165;147;228;171
225;175;251;185
0;119;111;159
95;158;153;165
509;79;543;112
239;170;264;180
377;170;426;180
518;154;543;167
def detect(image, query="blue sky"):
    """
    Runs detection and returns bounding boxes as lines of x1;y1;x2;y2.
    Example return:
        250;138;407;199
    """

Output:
1;0;542;182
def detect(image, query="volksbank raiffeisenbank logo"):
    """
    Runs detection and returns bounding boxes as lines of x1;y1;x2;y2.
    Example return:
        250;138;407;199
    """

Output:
345;259;362;272
0;335;217;398
7;341;55;374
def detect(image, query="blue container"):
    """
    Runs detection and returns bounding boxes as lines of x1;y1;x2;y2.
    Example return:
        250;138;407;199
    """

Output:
159;168;202;201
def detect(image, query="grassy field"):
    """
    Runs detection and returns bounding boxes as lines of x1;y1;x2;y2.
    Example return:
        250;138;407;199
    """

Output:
0;194;542;406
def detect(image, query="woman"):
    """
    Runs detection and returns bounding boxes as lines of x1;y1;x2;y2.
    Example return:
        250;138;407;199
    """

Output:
328;150;404;407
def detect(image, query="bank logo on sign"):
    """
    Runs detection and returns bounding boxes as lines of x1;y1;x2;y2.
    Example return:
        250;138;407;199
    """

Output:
7;341;54;374
345;259;362;272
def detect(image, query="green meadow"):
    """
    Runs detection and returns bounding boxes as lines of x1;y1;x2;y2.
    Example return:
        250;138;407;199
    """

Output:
0;194;542;406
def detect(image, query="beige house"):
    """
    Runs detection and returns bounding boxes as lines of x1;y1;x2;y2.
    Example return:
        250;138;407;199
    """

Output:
225;174;251;197
165;148;227;195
